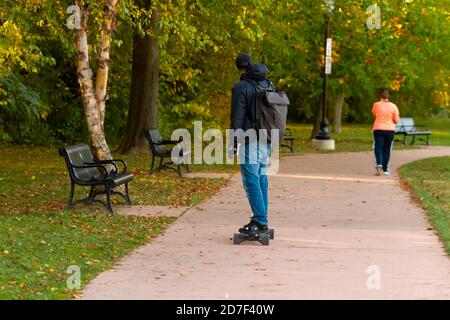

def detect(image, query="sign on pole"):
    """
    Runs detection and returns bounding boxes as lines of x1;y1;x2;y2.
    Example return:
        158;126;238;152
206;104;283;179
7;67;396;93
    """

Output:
325;56;332;74
326;38;332;56
325;38;332;74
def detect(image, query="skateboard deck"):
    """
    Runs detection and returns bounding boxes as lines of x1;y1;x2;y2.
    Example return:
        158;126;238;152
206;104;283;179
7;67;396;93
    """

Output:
233;228;274;245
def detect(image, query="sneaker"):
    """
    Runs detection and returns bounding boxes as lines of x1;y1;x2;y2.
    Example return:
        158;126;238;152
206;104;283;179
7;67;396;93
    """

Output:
383;171;390;176
239;220;268;234
375;165;383;176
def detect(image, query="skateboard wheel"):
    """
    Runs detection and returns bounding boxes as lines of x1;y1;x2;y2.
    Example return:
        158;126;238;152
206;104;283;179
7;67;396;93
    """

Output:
260;233;269;246
268;229;274;239
233;233;242;245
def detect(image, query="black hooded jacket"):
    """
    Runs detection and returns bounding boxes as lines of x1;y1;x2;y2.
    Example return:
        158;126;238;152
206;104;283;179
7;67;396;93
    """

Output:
230;63;273;132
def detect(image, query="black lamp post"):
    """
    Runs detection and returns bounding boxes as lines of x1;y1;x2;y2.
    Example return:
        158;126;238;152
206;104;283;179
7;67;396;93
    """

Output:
315;0;335;141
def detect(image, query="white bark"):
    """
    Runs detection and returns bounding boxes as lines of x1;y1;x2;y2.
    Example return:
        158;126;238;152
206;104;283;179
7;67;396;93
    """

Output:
96;0;119;129
75;1;113;160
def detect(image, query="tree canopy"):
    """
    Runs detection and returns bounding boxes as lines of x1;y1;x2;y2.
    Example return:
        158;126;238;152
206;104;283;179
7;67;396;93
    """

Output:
0;0;448;146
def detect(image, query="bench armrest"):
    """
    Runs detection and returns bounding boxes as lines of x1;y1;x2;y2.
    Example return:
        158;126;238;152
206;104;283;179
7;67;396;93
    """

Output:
153;141;182;147
91;159;127;173
156;139;182;145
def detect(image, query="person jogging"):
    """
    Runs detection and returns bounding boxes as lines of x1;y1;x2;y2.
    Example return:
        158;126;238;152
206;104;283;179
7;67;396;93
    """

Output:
230;53;273;235
372;88;400;176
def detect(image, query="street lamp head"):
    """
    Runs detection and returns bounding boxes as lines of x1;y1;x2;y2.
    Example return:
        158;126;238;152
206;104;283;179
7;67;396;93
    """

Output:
325;0;335;14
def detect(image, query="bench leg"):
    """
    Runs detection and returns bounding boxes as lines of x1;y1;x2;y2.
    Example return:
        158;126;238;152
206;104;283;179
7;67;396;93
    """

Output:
67;182;76;209
86;186;96;205
149;155;156;175
124;183;132;205
184;163;190;173
411;135;416;145
176;164;182;177
289;140;294;153
105;188;113;213
427;135;431;146
111;185;132;206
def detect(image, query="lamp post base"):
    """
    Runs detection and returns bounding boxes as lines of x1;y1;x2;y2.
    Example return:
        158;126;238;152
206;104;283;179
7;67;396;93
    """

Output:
312;139;335;151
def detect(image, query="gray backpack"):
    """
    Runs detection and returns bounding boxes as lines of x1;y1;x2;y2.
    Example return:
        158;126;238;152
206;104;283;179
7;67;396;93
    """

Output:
245;79;290;143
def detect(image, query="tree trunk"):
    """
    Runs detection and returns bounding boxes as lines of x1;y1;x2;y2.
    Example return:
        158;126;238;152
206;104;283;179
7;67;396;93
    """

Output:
310;95;323;139
96;0;119;129
75;2;113;160
332;91;345;134
118;5;160;154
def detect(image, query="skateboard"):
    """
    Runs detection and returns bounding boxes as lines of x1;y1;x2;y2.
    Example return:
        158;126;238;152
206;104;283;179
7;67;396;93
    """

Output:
233;228;274;246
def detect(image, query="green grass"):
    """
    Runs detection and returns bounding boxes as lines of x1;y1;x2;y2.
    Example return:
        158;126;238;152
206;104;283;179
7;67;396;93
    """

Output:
399;156;450;256
284;118;450;154
0;212;174;299
0;146;228;299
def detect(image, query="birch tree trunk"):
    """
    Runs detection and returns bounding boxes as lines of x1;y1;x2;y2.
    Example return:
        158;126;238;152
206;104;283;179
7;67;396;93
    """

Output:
74;0;119;160
332;91;345;134
96;0;119;129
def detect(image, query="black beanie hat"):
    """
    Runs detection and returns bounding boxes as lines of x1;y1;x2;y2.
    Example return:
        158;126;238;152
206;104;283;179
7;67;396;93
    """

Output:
235;53;252;70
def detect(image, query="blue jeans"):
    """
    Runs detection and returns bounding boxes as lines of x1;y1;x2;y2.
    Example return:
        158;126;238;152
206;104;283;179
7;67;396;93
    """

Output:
238;142;271;225
373;130;394;172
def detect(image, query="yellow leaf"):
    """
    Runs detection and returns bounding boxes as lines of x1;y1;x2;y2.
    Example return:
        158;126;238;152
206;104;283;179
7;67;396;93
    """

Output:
3;250;9;255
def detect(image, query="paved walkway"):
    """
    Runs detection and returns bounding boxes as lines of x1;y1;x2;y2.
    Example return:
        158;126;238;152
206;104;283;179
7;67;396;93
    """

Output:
81;147;450;300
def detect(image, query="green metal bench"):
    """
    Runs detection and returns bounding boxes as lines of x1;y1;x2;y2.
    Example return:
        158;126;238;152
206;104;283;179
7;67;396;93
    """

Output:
59;143;133;213
281;128;295;153
394;118;432;145
145;129;190;177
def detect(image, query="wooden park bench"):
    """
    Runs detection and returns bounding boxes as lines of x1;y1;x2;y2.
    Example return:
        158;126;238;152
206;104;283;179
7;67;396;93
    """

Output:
59;143;133;213
281;128;295;153
394;117;432;145
145;129;190;177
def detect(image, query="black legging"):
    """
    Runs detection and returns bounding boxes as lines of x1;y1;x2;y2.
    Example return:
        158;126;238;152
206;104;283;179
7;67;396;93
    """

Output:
373;130;394;172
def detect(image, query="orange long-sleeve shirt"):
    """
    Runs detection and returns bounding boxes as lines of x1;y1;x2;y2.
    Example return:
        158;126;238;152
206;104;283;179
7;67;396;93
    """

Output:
372;101;400;131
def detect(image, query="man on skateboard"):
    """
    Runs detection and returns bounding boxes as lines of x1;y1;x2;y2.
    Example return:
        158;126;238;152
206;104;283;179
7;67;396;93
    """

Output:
230;53;273;243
